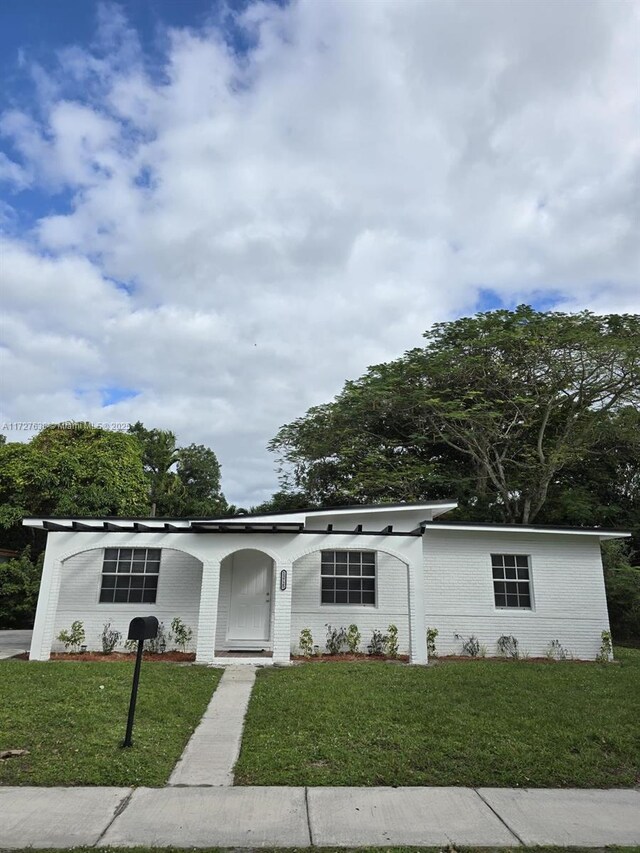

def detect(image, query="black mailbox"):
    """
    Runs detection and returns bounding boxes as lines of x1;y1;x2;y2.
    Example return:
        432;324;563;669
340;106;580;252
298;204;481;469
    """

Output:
122;615;159;748
127;616;159;642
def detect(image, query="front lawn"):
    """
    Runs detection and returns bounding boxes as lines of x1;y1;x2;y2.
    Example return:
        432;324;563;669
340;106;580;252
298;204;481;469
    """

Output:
235;648;640;788
0;661;221;786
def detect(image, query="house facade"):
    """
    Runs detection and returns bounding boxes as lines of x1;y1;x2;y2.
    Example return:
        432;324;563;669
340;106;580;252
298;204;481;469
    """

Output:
24;501;628;664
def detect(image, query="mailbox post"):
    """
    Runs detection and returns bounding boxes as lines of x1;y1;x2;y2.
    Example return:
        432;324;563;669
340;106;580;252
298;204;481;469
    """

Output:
122;616;158;748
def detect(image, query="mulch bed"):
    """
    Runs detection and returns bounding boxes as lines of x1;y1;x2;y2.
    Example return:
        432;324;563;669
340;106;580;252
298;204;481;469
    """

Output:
290;653;603;664
432;654;604;664
47;651;196;663
291;653;410;663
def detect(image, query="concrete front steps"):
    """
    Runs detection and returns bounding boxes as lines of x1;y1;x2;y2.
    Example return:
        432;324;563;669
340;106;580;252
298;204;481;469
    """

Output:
210;650;277;666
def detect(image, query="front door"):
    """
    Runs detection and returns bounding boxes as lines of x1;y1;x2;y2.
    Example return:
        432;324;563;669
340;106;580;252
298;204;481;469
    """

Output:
227;551;272;642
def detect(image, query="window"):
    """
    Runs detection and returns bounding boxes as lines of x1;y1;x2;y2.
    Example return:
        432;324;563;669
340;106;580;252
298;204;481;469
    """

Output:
491;554;532;609
99;548;161;604
321;550;376;605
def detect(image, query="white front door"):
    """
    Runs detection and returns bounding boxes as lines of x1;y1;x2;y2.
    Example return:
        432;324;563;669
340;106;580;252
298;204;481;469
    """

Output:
227;551;272;642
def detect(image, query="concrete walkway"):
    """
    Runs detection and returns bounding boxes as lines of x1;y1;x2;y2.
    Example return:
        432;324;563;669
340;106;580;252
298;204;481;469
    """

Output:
0;629;32;660
168;664;256;786
1;785;639;847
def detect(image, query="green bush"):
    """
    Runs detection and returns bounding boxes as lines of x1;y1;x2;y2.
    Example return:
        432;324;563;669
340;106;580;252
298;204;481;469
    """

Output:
346;624;361;654
325;624;347;655
602;541;640;644
298;628;314;656
385;623;399;658
0;548;42;629
367;629;386;656
57;620;85;653
170;617;193;652
100;622;121;654
427;626;439;657
497;634;519;659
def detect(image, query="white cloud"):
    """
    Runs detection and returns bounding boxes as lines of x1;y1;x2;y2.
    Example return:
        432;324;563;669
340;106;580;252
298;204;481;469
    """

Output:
1;0;638;506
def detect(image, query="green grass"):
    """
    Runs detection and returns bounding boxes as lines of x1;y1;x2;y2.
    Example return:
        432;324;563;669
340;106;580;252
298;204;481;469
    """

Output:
0;661;222;786
235;648;640;788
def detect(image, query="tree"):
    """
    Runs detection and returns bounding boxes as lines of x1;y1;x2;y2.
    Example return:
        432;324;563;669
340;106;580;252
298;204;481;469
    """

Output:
127;422;179;515
251;490;312;514
270;306;640;524
539;406;640;548
601;540;640;643
0;424;149;551
0;548;42;629
173;443;225;516
128;423;226;516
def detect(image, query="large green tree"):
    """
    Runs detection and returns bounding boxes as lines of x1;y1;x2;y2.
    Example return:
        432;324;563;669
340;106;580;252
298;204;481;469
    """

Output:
0;548;43;629
601;540;640;643
270;306;640;525
128;422;227;516
0;424;149;549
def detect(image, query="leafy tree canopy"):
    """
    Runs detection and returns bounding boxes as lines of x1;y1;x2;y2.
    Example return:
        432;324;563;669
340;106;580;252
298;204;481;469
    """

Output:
0;424;149;563
0;547;43;629
0;424;149;545
270;306;640;528
128;422;227;517
601;540;640;643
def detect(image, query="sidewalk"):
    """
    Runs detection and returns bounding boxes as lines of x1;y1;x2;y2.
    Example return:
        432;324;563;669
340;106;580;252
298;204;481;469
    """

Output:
1;785;639;847
168;665;256;786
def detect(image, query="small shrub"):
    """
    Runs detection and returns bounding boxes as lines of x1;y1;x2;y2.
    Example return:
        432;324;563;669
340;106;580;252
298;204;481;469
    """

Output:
299;628;314;657
461;635;481;657
125;622;168;654
325;624;347;655
100;622;121;655
368;629;387;656
170;617;193;652
147;621;168;654
478;643;488;657
346;624;361;654
545;639;569;661
497;634;520;659
385;623;399;658
426;626;439;657
57;620;85;653
596;629;613;663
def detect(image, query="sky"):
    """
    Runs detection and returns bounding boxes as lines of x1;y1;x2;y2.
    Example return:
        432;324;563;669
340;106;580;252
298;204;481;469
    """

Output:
1;0;638;507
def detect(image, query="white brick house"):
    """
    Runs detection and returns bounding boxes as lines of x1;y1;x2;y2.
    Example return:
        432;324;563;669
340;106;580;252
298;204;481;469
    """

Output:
24;501;629;664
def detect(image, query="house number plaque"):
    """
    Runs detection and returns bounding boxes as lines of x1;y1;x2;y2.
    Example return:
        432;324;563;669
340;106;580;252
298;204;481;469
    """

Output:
280;569;287;591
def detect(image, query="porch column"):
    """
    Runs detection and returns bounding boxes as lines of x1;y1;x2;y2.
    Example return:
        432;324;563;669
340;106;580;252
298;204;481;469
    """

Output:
407;539;428;665
29;547;63;661
272;561;293;665
196;559;222;664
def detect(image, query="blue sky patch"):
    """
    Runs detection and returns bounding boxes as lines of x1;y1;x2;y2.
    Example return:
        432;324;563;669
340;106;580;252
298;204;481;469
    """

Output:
101;386;140;406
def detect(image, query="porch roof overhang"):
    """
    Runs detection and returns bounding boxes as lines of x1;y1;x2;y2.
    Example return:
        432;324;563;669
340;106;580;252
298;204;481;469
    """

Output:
23;518;426;537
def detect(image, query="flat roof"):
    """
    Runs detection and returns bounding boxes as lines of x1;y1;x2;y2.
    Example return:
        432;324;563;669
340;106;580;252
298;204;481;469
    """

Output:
423;520;631;540
22;499;458;529
21;513;630;540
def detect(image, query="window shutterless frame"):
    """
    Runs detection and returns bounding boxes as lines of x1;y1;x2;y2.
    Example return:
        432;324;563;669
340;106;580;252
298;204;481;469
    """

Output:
320;550;376;606
491;553;533;610
99;547;161;604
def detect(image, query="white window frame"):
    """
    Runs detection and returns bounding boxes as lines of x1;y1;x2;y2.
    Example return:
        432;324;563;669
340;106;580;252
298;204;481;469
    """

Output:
320;550;377;607
99;547;162;604
491;553;534;611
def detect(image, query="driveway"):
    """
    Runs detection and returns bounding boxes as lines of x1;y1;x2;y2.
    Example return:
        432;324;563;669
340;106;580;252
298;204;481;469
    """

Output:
0;629;32;659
